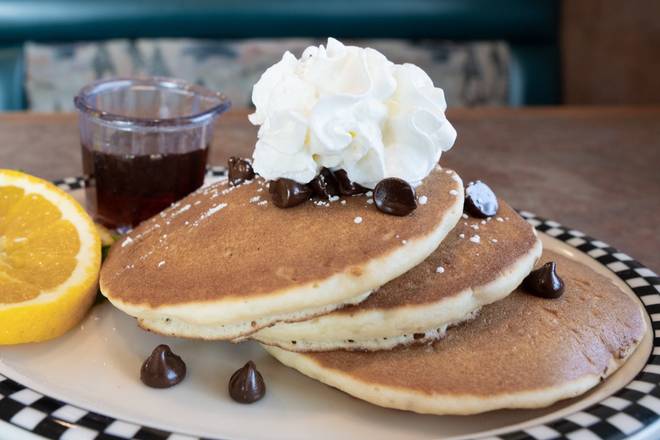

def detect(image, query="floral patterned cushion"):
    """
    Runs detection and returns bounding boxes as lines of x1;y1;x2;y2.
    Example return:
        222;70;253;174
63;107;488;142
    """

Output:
26;38;509;111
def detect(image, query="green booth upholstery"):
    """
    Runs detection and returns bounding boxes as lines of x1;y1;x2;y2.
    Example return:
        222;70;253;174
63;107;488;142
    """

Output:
0;0;559;111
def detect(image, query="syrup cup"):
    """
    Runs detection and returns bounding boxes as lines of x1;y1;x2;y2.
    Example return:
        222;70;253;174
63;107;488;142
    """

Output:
74;77;231;231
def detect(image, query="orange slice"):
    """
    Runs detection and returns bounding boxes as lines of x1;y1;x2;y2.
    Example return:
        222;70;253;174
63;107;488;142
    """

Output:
0;169;101;344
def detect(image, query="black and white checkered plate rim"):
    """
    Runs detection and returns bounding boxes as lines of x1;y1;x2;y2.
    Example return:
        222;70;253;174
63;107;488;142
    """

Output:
1;168;658;440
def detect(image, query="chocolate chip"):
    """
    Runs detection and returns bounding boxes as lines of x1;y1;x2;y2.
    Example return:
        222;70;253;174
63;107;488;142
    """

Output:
308;168;339;199
228;361;266;404
269;178;312;208
228;157;255;186
464;181;498;218
413;333;426;340
333;169;369;196
140;345;186;388
373;178;417;216
522;262;565;299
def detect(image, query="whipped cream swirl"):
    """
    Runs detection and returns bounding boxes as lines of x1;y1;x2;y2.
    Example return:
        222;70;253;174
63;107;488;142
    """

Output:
249;38;457;188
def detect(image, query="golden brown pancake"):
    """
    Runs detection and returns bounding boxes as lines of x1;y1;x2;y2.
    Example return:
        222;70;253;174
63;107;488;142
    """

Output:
100;167;464;339
251;201;542;351
265;251;646;414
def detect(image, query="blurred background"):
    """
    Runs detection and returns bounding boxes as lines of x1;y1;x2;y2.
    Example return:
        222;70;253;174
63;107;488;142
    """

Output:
0;0;658;112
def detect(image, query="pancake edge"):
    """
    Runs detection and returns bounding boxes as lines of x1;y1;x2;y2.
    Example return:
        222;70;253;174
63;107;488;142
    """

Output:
263;324;645;415
251;233;543;352
136;290;372;340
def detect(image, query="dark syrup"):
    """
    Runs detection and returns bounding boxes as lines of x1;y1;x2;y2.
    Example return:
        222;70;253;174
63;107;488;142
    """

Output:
82;144;208;229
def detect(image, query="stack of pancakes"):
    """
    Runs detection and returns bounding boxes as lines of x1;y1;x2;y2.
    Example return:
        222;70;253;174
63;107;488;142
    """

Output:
100;166;645;415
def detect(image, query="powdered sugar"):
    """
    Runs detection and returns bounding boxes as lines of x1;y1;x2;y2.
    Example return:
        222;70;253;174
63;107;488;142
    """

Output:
200;203;228;220
170;203;191;218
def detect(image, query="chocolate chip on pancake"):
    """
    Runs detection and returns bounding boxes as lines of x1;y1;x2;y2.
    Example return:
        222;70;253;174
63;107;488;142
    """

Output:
308;168;340;199
373;178;417;216
140;345;186;388
522;261;565;299
334;169;370;195
465;181;498;218
228;157;255;186
229;361;266;403
269;178;312;208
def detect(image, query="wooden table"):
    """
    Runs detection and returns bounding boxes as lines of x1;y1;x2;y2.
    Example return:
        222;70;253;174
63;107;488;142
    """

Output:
1;108;659;270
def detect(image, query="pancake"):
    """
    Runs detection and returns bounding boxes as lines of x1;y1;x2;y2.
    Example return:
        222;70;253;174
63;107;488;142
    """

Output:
264;251;646;415
100;167;464;340
251;201;542;351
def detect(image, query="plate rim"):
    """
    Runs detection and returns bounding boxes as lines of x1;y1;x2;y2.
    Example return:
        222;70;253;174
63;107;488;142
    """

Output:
0;169;658;440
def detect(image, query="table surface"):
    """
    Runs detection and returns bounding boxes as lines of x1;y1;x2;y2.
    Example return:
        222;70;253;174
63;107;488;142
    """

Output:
1;107;659;271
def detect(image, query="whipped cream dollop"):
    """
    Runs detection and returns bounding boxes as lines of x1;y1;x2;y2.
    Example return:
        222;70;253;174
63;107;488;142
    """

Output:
249;38;457;188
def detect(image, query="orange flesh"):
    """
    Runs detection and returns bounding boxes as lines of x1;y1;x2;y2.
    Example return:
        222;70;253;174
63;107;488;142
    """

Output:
0;186;80;303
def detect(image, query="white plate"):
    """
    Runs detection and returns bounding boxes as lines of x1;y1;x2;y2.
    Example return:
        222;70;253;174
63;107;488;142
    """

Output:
0;170;658;440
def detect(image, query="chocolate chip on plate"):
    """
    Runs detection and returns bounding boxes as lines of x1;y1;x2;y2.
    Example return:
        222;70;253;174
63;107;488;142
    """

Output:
464;181;498;218
333;169;370;196
140;345;187;388
522;261;565;299
269;178;312;208
373;178;417;216
228;157;255;186
308;168;340;199
229;361;266;404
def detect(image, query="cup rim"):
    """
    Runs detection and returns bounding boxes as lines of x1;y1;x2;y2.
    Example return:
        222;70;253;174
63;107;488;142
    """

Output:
73;76;232;127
